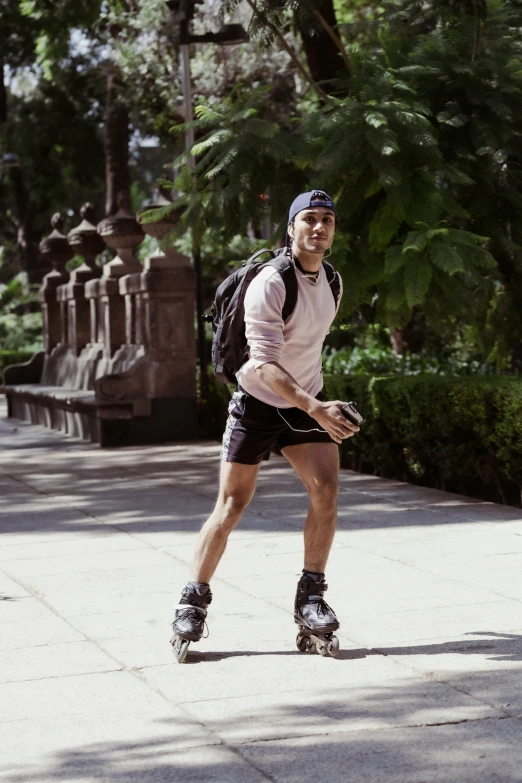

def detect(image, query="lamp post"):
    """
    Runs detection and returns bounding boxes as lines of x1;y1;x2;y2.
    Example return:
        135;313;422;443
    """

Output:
165;0;249;383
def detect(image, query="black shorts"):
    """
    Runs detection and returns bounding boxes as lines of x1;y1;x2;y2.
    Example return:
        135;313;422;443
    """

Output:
221;387;334;464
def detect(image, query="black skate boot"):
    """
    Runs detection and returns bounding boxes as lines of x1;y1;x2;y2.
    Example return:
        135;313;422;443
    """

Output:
170;582;212;663
294;572;340;657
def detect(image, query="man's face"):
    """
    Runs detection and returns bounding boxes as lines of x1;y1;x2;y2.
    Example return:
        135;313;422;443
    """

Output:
289;207;336;256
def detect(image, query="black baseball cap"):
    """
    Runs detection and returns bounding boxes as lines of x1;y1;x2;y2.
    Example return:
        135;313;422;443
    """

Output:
286;190;336;245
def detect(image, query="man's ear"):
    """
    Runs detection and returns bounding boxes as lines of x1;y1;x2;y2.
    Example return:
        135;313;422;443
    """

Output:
288;225;293;238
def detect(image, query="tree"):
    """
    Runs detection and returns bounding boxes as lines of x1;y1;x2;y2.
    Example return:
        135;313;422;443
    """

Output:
158;0;522;370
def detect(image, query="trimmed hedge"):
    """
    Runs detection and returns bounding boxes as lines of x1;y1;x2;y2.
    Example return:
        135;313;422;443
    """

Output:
324;374;522;507
201;372;522;507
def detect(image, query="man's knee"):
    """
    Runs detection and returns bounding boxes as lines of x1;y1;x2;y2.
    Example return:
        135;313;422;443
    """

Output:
218;491;252;526
308;475;339;505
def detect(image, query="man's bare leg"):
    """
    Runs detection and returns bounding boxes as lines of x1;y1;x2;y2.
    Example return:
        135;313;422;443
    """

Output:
281;442;339;572
171;460;260;656
191;460;261;583
281;442;340;652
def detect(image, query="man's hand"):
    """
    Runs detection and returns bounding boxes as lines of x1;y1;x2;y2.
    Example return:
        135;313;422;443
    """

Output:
308;400;360;445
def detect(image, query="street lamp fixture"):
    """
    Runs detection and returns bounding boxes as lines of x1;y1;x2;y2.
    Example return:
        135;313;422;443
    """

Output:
165;0;249;381
186;24;249;45
0;153;21;168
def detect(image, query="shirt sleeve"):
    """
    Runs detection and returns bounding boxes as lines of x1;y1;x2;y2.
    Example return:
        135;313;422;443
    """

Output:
244;267;286;368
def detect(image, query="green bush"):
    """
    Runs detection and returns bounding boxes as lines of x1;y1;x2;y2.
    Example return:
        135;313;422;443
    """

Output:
0;349;38;383
324;374;522;507
322;345;508;377
196;371;522;506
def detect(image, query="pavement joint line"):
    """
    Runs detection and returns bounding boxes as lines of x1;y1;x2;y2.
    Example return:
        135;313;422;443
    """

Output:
370;645;519;719
0;566;166;688
125;666;278;783
4;543;324;774
3;472;50;496
344;599;522;617
0;666;124;686
336;538;522;607
213;573;375;651
4;410;522;773
117;456;471;521
2;455;306;539
224;714;513;746
0;538;152;555
337;482;522;520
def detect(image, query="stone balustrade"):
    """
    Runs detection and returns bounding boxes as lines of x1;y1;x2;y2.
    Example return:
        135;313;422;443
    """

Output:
3;195;198;446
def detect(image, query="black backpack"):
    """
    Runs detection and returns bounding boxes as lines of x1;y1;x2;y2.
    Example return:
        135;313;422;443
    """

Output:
204;248;341;386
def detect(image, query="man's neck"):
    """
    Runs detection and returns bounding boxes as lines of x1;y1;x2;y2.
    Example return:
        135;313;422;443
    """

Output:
292;246;323;273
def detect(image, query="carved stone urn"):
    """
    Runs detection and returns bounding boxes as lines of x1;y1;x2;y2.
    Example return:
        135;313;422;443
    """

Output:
136;198;189;269
97;190;144;278
56;203;104;354
66;203;105;281
39;214;73;352
40;213;73;283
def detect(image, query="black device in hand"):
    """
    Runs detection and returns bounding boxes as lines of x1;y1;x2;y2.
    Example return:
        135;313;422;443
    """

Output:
340;401;365;427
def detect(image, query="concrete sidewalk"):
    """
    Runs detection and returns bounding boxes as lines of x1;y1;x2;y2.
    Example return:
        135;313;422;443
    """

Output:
2;395;522;782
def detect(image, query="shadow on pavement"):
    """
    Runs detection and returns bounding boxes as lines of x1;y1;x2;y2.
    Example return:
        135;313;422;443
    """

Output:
179;631;522;665
374;631;522;663
4;656;522;783
2;436;521;540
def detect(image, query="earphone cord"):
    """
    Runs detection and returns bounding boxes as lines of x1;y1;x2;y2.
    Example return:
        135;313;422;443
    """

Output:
276;408;327;434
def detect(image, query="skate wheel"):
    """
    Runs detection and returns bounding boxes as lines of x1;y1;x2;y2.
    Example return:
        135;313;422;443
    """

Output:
296;632;312;653
316;640;328;656
171;635;190;664
327;636;340;658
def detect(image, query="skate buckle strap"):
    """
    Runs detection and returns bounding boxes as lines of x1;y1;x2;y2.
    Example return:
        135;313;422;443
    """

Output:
298;580;328;595
174;604;207;614
180;590;212;608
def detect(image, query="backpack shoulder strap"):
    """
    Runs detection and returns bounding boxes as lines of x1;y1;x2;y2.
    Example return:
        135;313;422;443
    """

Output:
322;260;341;308
269;251;298;322
245;248;276;266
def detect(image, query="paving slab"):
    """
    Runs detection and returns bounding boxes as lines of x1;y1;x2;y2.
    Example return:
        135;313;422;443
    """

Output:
2;395;522;783
0;640;121;683
238;718;522;783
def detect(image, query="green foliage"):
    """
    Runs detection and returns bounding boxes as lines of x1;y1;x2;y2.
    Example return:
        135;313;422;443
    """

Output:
322;345;501;376
166;0;522;369
141;87;305;251
197;367;522;506
0;269;43;351
323;373;522;506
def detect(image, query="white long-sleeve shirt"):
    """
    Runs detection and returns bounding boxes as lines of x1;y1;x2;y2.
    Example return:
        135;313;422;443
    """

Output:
236;260;342;408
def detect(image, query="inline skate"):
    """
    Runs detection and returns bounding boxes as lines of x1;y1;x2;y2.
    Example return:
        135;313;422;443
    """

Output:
294;572;340;657
170;582;212;663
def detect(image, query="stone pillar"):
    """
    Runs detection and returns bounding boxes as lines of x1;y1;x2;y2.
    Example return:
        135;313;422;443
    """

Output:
56;203;104;356
38;214;72;354
119;251;196;400
96;190;143;358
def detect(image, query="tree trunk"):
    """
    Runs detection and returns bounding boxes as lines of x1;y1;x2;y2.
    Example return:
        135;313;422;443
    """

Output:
9;168;40;281
295;0;345;89
104;68;129;217
1;61;40;281
390;310;427;355
490;240;522;371
0;57;7;124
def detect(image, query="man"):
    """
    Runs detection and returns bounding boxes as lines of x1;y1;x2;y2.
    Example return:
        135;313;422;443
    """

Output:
171;190;359;659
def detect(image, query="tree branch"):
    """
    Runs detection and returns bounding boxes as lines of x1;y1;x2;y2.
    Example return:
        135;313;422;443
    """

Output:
244;0;331;103
313;8;352;78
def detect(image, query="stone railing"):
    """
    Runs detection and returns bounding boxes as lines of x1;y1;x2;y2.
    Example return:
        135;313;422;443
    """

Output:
3;196;198;447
